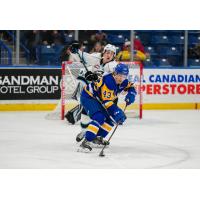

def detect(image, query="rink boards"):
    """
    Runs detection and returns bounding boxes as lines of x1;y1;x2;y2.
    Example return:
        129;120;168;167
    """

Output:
0;102;199;111
0;65;200;111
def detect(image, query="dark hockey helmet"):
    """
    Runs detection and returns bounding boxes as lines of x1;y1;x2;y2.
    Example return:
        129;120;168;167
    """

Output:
114;63;129;76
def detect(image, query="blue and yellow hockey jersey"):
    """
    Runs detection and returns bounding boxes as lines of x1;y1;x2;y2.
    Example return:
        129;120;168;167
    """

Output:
82;73;135;109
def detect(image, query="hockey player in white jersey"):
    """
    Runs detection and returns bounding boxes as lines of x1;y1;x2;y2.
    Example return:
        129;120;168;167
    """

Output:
65;42;118;143
69;42;117;77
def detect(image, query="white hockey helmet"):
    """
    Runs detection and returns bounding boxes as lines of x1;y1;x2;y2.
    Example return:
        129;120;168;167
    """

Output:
103;44;116;56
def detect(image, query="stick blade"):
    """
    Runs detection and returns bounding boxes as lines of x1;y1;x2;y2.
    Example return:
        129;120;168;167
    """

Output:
99;151;105;157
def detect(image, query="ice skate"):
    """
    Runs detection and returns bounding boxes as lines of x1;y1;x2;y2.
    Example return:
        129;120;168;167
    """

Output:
91;136;110;148
77;139;92;153
76;130;85;142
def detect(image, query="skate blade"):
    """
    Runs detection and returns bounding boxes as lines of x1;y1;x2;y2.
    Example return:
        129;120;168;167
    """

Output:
77;147;91;153
90;143;109;149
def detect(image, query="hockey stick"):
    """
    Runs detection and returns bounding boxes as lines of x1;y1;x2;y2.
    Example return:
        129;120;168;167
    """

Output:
77;51;89;72
99;104;128;157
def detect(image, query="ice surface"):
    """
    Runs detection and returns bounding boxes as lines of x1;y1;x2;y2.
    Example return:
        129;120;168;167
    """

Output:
0;110;200;168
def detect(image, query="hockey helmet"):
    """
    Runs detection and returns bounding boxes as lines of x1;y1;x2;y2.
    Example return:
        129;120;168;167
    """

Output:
114;63;129;76
103;44;116;56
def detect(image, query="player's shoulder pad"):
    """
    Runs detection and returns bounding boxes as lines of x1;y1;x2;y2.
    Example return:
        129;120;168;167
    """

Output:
103;73;116;90
103;60;118;73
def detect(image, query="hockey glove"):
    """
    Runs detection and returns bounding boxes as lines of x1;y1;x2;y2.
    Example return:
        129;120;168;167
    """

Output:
107;104;126;124
85;71;98;81
69;42;80;54
125;87;137;106
95;70;104;78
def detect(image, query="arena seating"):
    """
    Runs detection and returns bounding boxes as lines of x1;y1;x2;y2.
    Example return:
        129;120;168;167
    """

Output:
52;45;64;65
145;46;157;57
107;34;125;45
154;58;172;67
169;35;185;45
28;30;200;67
36;45;56;65
188;58;200;66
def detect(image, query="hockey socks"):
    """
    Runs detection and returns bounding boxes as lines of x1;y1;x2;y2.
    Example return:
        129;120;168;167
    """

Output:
85;121;113;141
85;121;100;141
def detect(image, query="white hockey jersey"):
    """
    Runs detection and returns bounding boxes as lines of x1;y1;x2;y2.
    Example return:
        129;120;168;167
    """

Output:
69;50;118;102
70;50;118;75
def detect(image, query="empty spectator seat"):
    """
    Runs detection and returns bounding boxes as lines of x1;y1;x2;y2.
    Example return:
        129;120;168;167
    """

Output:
188;35;200;46
151;35;170;45
188;59;200;66
107;34;125;45
143;58;155;67
145;46;157;56
36;45;56;65
52;45;64;65
158;46;181;56
64;34;74;44
169;36;185;45
154;58;172;67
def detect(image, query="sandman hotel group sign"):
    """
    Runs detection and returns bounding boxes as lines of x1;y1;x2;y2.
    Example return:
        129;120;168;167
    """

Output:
0;68;61;100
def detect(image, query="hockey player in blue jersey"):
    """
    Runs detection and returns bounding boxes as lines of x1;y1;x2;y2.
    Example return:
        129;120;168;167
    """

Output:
78;63;137;152
65;43;118;127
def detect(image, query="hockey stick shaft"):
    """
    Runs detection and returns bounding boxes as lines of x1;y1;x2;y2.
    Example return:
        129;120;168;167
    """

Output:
99;104;128;156
77;51;89;72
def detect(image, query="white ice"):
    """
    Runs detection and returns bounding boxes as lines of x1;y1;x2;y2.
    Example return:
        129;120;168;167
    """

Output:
0;110;200;168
